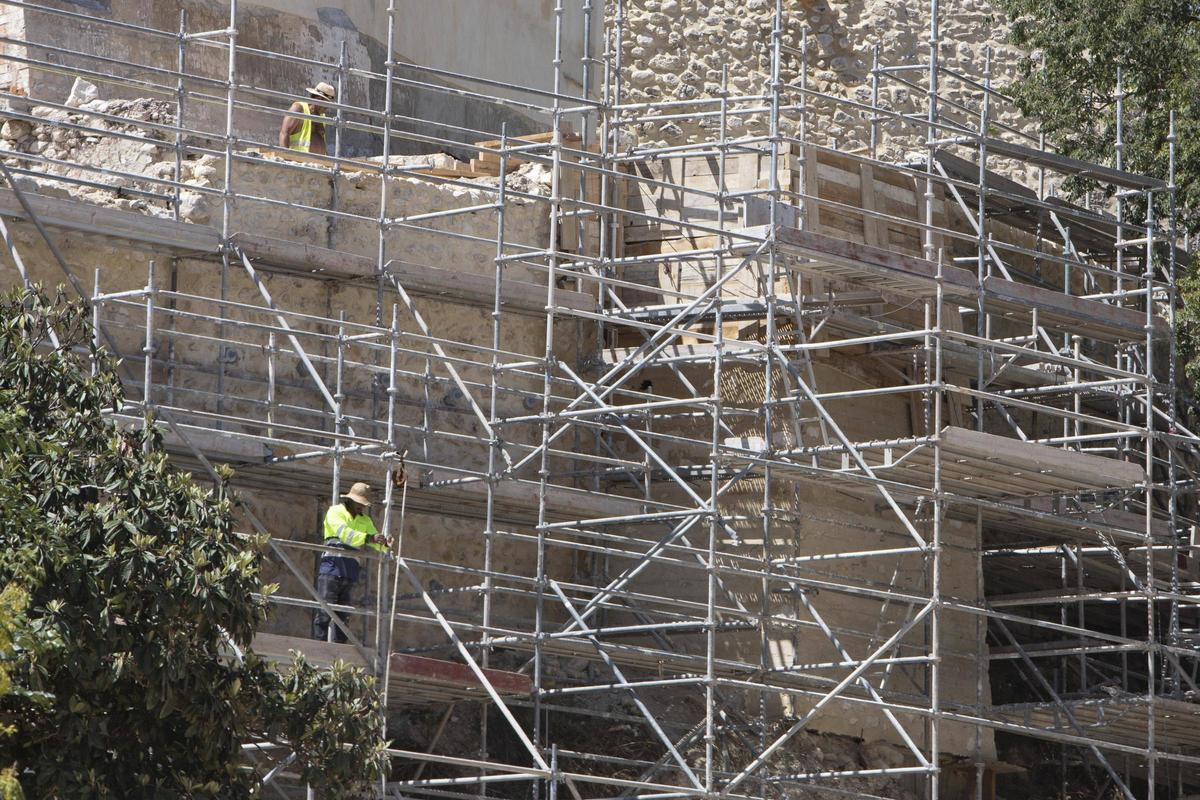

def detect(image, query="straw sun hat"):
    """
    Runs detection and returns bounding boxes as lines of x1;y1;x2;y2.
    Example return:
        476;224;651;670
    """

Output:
341;481;373;506
307;81;336;102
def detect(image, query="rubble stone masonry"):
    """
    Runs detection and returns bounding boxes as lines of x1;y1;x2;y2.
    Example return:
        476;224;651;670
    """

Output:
612;0;1033;180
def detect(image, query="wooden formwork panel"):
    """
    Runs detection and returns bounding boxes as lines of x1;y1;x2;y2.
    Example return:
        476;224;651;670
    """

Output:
622;148;794;245
801;147;947;258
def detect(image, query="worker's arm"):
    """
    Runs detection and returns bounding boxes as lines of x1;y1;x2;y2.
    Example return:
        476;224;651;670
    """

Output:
278;102;302;148
362;469;406;551
362;516;390;552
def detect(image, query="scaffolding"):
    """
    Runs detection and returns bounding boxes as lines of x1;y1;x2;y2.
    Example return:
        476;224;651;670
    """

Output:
0;0;1198;797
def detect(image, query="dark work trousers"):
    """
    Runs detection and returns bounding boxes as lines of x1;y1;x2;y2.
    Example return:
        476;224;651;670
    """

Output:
311;572;356;642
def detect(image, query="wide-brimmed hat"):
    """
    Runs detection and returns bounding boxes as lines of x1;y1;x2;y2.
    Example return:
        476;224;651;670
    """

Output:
306;81;336;102
341;481;372;506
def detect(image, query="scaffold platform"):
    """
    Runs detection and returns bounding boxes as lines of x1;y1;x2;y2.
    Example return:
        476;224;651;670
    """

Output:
253;634;532;707
989;695;1200;759
1;0;1195;795
736;224;1167;342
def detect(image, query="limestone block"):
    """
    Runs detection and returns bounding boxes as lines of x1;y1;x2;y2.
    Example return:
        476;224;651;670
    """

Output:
0;118;30;141
65;77;98;108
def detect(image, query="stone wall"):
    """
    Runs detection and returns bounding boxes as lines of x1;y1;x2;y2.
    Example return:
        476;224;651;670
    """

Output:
612;0;1035;183
0;189;574;654
4;0;566;159
0;92;581;652
0;2;25;96
609;144;1000;759
619;352;993;757
0;11;1016;772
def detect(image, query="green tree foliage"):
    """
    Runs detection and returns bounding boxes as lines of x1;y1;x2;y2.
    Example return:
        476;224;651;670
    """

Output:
999;0;1200;215
0;585;27;800
998;0;1200;409
0;287;386;798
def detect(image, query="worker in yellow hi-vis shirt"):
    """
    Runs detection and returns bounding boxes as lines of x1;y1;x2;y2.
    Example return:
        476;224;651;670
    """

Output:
312;473;405;642
279;81;335;155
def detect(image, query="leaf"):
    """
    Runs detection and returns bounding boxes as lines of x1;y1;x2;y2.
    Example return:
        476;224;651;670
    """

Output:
0;286;387;798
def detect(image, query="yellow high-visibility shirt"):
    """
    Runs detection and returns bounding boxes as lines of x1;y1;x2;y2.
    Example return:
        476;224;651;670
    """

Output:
287;102;325;152
323;503;385;552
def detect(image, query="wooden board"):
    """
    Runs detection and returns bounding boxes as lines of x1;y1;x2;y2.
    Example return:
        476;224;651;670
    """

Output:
980;274;1167;341
468;159;501;176
726;424;1146;500
753;224;1168;341
989;694;1200;754
758;223;977;298
473;129;580;150
388;653;532;703
861;425;1146;499
252;633;531;707
980;137;1166;191
411;166;495;180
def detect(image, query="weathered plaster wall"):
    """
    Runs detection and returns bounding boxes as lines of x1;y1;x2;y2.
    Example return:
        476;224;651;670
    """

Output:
5;0;603;158
0;3;25;95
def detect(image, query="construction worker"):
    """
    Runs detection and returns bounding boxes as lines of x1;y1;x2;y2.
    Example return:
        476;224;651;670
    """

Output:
279;81;336;155
311;473;404;643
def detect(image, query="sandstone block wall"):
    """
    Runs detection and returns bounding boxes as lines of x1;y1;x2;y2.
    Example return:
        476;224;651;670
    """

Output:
0;199;577;652
0;86;591;651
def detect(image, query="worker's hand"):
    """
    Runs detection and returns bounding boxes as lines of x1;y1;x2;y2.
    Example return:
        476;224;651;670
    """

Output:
392;469;407;489
372;533;393;547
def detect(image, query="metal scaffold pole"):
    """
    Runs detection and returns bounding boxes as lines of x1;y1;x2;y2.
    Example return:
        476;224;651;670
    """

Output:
0;0;1195;795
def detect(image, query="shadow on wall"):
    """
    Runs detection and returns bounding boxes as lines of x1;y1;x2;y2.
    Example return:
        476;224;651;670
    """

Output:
13;0;541;160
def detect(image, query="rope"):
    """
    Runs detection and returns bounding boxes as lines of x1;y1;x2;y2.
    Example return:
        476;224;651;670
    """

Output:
378;462;408;722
